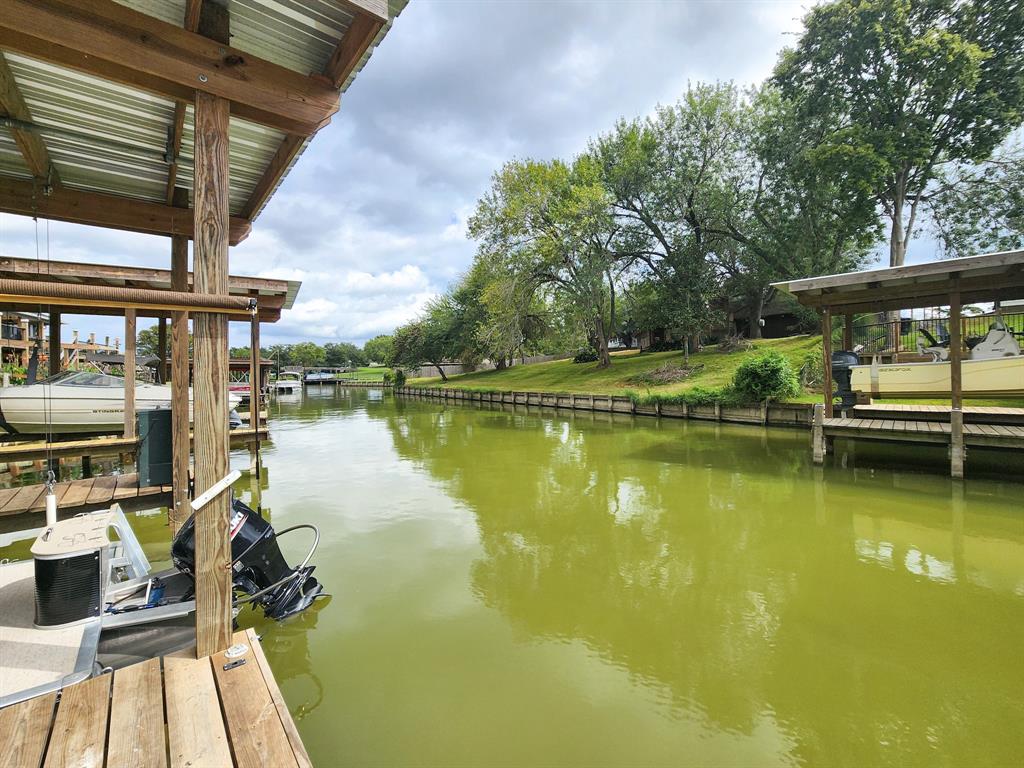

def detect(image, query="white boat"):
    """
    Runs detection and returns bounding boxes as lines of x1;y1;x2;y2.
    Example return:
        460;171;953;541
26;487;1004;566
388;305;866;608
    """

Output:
268;371;302;394
849;319;1024;398
0;371;243;435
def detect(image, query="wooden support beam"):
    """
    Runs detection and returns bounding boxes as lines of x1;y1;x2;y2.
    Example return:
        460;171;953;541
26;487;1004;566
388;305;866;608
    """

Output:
249;313;260;432
0;0;340;136
0;177;250;244
843;313;853;350
0;51;58;182
123;308;136;439
48;309;60;375
169;192;190;534
822;307;833;418
192;90;232;658
949;290;963;411
240;134;304;220
157;316;167;383
323;12;384;90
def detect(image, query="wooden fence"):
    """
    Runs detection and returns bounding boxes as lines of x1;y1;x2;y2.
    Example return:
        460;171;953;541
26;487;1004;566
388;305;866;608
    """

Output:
393;387;813;429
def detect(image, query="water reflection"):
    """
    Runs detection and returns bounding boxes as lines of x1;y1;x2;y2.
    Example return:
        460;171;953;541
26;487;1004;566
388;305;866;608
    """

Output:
375;396;1024;767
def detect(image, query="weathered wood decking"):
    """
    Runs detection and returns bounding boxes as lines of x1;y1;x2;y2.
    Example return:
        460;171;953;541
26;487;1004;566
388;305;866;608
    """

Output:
823;416;1024;449
0;628;311;768
0;472;170;517
849;403;1024;426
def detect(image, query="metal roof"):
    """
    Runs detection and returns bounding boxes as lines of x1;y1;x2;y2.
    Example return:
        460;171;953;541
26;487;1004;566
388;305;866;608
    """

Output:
1;0;407;221
772;250;1024;313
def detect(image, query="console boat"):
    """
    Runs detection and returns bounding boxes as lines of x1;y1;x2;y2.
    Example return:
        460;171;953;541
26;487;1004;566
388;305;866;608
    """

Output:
0;371;243;435
848;318;1024;398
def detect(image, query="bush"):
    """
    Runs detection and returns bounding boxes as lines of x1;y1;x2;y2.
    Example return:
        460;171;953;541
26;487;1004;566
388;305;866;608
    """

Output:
799;344;824;390
642;339;683;353
731;350;800;403
572;348;599;364
392;368;406;387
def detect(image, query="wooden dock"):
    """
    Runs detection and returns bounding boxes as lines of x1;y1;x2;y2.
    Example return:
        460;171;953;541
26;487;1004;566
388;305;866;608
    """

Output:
0;628;311;768
849;403;1024;426
0;472;170;517
824;416;1024;449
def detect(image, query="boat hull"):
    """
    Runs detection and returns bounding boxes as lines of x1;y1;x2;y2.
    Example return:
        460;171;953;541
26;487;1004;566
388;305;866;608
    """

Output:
850;356;1024;398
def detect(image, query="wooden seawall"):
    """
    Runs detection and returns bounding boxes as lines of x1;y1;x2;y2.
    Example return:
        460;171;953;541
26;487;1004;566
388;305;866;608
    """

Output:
394;386;813;428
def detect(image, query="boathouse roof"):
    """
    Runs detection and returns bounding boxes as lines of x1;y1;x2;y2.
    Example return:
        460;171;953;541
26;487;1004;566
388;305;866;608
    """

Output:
772;249;1024;313
0;0;408;243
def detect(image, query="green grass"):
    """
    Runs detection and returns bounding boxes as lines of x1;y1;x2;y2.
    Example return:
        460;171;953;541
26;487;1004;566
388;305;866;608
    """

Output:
335;367;389;380
407;335;1024;407
409;336;820;398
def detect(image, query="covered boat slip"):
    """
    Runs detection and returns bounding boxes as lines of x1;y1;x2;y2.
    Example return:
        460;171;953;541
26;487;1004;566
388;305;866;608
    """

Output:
0;628;311;768
772;250;1024;478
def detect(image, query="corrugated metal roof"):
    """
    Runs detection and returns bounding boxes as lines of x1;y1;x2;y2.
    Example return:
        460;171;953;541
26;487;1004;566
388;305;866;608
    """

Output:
1;0;408;220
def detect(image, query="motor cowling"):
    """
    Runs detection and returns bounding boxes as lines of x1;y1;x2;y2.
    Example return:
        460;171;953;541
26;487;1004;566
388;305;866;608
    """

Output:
171;498;323;620
831;350;861;410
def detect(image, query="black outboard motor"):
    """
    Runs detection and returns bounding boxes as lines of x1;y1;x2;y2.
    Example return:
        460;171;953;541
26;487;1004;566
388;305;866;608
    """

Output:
171;498;324;620
831;350;861;411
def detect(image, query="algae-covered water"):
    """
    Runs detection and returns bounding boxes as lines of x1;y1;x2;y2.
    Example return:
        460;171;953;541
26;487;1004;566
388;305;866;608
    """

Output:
9;387;1024;766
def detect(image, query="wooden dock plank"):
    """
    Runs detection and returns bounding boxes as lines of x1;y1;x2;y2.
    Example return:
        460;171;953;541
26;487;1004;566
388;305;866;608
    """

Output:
2;483;46;515
27;482;72;513
43;673;111;768
0;692;56;768
164;655;234;768
58;478;95;509
113;473;141;501
212;636;300;768
85;475;119;505
244;628;313;768
108;658;167;768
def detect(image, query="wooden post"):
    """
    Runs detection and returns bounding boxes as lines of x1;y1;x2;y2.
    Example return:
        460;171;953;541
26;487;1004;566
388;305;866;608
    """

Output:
949;290;964;478
193;88;232;659
19;319;28;366
157;317;168;384
123;309;136;439
822;307;833;418
48;310;61;375
843;313;853;351
812;403;826;464
249;313;260;432
169;188;191;535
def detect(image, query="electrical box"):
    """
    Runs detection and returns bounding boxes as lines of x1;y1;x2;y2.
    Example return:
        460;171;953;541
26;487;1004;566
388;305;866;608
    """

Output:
137;407;173;487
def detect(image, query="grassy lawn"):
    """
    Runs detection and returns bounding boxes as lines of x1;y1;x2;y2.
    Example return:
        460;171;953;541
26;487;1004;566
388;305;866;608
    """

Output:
336;367;389;380
407;335;1024;407
409;336;820;397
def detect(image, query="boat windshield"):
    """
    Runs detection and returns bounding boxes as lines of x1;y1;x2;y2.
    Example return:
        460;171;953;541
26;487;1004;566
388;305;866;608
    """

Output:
45;371;125;388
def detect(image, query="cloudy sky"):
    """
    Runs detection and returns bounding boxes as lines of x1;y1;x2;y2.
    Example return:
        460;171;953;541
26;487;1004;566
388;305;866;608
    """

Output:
0;0;816;348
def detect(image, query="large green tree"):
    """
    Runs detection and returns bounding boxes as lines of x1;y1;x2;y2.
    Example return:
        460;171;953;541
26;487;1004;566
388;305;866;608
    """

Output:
775;0;1024;266
469;156;621;367
363;334;395;366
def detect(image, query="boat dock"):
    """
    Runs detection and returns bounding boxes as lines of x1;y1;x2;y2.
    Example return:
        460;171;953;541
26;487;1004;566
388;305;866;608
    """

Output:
0;628;311;768
0;472;170;517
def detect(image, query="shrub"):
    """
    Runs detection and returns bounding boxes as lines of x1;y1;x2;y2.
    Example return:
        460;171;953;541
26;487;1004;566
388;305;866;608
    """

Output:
392;368;406;387
643;339;683;353
572;348;599;364
731;350;800;403
799;344;824;390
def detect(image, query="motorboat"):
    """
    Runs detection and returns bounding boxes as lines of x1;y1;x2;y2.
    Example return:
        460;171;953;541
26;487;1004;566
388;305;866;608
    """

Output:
0;371;243;435
0;488;324;707
269;371;303;394
848;318;1024;398
303;371;336;384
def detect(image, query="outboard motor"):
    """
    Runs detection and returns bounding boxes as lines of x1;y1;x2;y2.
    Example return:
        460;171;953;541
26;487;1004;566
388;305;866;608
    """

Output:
171;498;324;620
831;350;861;411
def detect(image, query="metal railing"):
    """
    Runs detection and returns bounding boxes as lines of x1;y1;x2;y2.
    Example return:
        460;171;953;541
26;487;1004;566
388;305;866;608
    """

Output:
846;311;1024;355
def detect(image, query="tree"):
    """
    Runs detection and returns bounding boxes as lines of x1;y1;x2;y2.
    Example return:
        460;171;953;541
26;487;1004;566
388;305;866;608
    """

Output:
290;341;326;367
324;342;366;368
363;334;394;366
392;298;461;380
927;141;1024;256
137;324;161;356
775;0;1024;266
469;156;621;367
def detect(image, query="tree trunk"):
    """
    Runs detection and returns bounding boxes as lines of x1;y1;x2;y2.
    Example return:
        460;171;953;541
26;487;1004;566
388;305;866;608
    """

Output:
748;291;765;339
495;358;507;371
594;317;611;368
434;363;447;381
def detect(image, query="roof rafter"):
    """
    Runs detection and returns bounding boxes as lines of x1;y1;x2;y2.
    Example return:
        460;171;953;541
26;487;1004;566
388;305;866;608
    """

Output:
0;50;58;183
0;176;251;245
0;0;340;136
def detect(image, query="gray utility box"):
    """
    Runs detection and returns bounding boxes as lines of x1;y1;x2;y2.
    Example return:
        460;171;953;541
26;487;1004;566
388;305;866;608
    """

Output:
137;407;173;487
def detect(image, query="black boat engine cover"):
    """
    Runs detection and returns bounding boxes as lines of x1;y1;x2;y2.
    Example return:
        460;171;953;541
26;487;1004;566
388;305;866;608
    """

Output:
171;498;323;620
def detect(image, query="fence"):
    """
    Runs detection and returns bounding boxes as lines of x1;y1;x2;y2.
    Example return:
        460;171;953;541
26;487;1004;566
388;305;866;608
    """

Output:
848;310;1024;355
394;386;813;429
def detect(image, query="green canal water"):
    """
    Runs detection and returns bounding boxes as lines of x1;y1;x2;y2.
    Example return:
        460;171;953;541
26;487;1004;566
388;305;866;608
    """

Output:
8;387;1024;766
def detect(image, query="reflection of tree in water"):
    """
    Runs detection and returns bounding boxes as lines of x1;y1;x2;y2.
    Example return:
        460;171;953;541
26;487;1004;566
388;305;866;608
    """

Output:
377;400;1024;766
